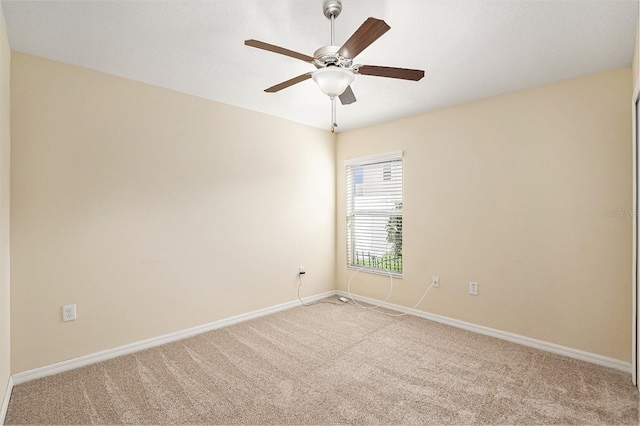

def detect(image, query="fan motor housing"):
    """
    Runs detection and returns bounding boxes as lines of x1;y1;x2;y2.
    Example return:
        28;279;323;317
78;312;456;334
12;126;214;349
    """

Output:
313;45;352;69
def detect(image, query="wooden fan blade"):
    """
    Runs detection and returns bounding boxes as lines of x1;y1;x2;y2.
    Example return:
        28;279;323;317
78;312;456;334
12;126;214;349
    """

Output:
245;39;314;63
337;18;390;60
265;73;313;93
339;85;357;105
357;65;425;81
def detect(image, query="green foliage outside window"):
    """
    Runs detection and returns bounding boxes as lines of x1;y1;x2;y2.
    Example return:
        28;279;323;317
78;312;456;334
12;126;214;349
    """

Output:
386;202;402;257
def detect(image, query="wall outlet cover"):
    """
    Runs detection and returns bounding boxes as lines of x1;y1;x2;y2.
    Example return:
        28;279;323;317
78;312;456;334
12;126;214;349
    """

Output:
469;282;478;296
63;304;76;322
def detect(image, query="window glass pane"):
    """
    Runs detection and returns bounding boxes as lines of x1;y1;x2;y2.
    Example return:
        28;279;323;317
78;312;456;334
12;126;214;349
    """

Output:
354;165;363;184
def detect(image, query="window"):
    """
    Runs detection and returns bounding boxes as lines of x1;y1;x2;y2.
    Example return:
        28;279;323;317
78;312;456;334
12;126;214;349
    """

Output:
346;151;403;276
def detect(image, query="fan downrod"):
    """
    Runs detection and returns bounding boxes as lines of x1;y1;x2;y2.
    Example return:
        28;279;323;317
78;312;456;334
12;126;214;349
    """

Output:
323;0;342;19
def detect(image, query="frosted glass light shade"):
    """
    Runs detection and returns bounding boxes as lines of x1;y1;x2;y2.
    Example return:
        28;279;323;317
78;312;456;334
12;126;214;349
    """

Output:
312;67;355;98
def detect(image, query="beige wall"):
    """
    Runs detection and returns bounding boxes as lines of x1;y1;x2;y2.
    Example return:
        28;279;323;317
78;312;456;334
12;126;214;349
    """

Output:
632;7;639;384
337;67;632;362
10;53;336;373
0;1;10;410
633;23;638;90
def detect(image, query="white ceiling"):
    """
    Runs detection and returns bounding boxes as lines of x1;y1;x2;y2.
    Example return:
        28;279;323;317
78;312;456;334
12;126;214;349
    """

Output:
1;0;638;132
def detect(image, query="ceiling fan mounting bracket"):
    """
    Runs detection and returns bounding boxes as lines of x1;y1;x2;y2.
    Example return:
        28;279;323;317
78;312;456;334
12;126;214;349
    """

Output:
323;0;342;19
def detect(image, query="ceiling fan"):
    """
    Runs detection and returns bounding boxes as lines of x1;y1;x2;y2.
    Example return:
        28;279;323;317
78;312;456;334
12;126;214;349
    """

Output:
244;0;425;132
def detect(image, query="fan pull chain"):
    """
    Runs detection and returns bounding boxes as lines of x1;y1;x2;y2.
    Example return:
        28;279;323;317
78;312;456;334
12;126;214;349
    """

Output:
330;97;337;133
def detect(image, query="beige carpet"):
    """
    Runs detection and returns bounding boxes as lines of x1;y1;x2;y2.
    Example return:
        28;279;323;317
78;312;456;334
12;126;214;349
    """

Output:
5;296;639;424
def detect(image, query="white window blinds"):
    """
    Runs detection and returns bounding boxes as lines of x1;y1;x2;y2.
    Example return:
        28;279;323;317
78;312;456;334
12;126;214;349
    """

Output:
345;151;403;276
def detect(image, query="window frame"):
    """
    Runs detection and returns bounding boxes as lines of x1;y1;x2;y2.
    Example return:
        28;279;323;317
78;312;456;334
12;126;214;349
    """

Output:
345;151;403;277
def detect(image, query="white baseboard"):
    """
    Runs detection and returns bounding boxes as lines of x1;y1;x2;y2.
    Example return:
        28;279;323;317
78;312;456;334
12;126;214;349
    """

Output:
12;288;630;389
12;291;337;386
0;376;13;425
337;290;632;373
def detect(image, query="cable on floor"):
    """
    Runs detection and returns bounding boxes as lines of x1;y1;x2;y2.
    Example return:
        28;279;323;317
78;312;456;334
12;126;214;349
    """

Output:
297;273;343;306
345;266;433;317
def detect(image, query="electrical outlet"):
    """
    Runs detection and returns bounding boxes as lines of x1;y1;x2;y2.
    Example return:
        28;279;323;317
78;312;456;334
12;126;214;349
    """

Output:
62;304;76;322
432;276;439;288
469;282;478;296
299;266;305;274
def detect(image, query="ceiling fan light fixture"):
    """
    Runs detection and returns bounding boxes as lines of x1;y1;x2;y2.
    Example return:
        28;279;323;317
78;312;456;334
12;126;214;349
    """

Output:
312;67;354;98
